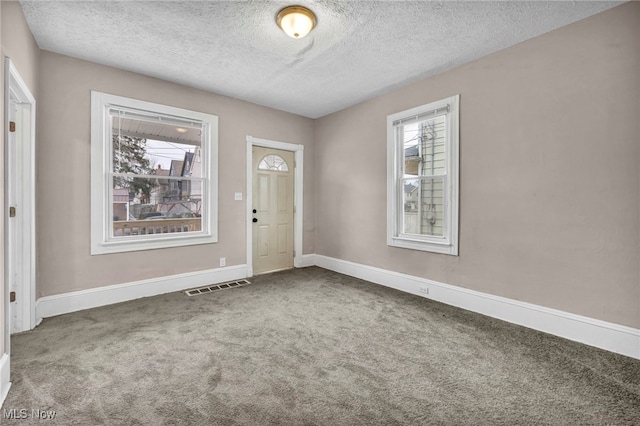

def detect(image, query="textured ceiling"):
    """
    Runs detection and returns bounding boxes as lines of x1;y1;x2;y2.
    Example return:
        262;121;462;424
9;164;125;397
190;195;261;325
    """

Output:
20;1;622;118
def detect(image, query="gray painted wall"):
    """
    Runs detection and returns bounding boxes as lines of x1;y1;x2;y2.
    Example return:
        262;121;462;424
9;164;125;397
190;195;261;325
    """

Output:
36;52;315;297
314;2;640;329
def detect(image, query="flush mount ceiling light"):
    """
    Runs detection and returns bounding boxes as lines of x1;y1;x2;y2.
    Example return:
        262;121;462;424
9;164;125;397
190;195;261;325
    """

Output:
276;5;317;39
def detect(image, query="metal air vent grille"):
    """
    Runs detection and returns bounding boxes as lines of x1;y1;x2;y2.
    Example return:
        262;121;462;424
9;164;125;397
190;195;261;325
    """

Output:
185;279;251;296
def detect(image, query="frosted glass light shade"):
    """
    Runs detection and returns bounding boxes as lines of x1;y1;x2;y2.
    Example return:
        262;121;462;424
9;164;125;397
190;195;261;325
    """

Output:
277;6;316;39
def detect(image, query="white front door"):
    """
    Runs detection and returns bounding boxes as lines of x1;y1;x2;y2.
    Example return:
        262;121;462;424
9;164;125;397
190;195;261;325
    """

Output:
252;147;294;274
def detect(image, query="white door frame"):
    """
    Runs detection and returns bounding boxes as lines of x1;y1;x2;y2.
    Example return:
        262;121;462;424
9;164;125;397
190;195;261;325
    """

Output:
4;58;36;337
246;136;304;277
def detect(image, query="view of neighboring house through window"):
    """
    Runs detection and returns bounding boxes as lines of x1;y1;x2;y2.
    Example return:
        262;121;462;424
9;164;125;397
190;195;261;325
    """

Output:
111;114;203;233
387;95;459;255
91;92;218;254
402;114;446;237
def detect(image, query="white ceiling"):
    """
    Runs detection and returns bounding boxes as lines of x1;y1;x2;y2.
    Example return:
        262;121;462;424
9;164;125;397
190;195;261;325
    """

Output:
20;1;622;119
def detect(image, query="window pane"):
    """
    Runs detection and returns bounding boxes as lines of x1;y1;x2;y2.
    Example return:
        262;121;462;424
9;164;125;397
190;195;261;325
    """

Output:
111;111;202;178
112;176;202;237
402;177;445;237
110;113;205;238
258;154;289;171
403;136;420;177
148;140;203;179
402;115;447;177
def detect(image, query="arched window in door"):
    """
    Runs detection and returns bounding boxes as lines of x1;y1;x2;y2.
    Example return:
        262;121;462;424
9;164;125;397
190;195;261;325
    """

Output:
258;154;289;172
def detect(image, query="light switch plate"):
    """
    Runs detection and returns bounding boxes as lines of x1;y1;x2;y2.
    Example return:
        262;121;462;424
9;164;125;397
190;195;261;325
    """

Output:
234;192;243;201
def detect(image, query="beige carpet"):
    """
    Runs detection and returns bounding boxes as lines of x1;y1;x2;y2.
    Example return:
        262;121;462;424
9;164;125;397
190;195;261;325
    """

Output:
3;267;640;425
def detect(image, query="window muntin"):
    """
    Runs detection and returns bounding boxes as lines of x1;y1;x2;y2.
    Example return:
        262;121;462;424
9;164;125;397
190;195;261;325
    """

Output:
91;92;218;254
387;95;459;255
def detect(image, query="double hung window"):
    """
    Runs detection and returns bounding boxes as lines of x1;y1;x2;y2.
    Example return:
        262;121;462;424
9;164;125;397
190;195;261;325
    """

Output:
387;95;459;255
91;91;218;254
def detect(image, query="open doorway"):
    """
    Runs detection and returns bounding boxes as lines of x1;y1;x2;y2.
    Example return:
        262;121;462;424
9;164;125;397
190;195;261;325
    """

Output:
2;57;37;405
4;58;36;335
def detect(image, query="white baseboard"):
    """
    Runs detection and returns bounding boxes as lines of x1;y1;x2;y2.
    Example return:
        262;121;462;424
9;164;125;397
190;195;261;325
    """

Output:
314;255;640;360
0;353;10;408
35;265;248;322
31;255;640;360
295;254;316;268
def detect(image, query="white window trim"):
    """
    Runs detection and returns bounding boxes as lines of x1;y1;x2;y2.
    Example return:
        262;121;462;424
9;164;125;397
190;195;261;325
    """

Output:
91;91;218;255
386;95;459;255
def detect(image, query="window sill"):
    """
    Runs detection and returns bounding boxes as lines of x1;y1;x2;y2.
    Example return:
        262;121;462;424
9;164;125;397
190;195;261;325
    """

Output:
388;236;458;256
91;233;217;255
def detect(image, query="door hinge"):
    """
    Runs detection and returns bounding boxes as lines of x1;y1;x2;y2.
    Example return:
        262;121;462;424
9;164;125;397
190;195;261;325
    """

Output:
9;206;16;217
9;121;16;133
10;292;16;303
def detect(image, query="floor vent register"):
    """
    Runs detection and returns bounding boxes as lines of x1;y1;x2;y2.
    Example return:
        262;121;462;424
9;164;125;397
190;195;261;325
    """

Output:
185;279;252;296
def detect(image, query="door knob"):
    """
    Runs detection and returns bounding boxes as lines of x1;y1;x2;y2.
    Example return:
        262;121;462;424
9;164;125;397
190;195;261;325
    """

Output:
252;209;257;214
252;218;258;223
